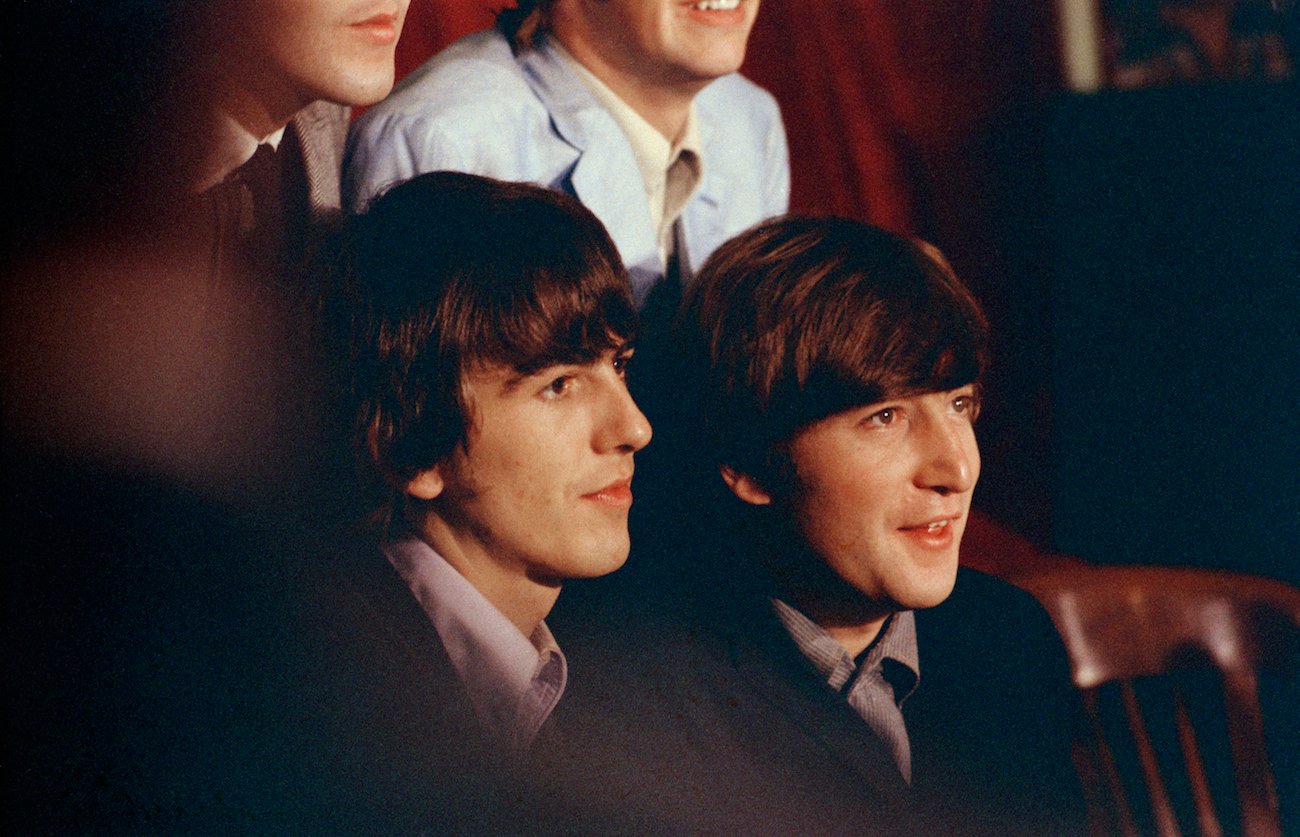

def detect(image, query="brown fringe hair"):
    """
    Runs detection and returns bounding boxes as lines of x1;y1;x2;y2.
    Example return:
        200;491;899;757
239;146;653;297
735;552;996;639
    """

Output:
340;171;635;525
676;215;988;493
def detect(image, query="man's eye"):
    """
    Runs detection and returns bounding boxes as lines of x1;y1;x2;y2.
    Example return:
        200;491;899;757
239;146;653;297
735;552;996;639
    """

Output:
952;394;981;419
612;351;634;377
866;408;896;427
545;376;573;397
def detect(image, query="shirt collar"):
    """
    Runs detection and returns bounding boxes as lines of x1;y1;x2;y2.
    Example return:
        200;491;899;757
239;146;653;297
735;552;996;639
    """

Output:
551;40;702;185
195;111;286;193
383;534;567;748
772;599;920;702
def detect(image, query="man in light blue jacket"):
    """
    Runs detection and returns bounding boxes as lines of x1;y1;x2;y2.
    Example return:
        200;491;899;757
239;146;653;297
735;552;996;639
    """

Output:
344;0;788;308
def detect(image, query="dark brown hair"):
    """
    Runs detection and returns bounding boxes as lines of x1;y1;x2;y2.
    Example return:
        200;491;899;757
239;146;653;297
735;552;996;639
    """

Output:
677;215;988;490
496;0;552;51
342;171;635;510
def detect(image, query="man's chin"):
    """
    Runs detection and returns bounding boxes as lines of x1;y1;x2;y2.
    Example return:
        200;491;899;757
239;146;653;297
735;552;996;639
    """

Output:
900;567;960;612
565;543;632;580
320;69;397;109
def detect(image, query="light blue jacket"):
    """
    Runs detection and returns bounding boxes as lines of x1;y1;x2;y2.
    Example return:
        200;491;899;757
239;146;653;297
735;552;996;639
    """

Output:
344;30;790;304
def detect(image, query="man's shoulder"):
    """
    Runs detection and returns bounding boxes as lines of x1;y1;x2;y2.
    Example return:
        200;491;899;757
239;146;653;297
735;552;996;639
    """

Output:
361;29;539;127
938;566;1054;624
915;566;1071;689
399;28;523;87
696;72;783;128
544;598;912;834
693;72;787;202
909;571;1084;832
346;28;564;193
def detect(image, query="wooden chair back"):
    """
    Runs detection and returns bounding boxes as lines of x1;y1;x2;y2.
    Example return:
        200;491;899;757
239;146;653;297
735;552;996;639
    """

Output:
1017;566;1300;837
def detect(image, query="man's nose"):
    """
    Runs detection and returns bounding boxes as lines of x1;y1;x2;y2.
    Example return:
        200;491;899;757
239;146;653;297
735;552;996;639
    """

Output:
913;418;978;496
596;380;653;454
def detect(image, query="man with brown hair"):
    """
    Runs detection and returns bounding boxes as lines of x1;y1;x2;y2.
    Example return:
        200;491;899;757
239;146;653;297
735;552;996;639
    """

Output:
295;170;652;831
546;216;1084;835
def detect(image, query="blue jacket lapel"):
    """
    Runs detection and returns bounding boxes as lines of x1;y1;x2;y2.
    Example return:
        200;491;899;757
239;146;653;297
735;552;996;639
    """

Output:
518;39;660;293
681;112;727;277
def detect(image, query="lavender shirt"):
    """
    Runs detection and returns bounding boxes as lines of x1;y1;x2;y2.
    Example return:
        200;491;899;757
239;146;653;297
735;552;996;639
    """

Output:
384;535;567;752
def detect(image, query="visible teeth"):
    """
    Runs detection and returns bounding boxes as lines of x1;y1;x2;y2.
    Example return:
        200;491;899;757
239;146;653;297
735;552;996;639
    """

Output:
926;520;950;532
693;0;740;10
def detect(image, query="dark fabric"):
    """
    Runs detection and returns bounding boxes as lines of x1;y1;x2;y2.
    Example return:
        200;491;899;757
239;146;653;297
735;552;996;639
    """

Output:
533;610;911;835
1;98;355;832
906;568;1086;835
1;457;319;831
238;143;285;239
284;541;537;835
197;103;344;299
777;604;918;782
542;567;1083;836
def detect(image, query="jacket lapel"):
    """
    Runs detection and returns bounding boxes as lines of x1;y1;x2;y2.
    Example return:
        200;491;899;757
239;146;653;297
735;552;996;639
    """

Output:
681;112;727;277
330;543;477;723
287;101;348;222
518;39;660;297
726;606;912;802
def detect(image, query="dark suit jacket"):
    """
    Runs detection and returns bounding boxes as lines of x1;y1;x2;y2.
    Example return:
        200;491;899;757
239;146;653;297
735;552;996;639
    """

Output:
906;568;1084;835
285;541;541;835
199;99;348;293
290;100;349;223
2;98;427;833
540;567;1083;836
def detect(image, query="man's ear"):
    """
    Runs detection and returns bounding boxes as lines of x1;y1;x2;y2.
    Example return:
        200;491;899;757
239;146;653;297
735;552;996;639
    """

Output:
403;467;445;501
366;416;445;500
719;464;772;506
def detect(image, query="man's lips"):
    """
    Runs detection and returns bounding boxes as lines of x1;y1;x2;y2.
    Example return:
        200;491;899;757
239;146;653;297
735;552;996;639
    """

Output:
683;0;747;25
898;515;962;546
349;11;401;45
582;479;634;509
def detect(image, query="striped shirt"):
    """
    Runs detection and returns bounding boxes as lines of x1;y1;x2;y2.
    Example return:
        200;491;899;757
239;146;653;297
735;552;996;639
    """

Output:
773;600;920;782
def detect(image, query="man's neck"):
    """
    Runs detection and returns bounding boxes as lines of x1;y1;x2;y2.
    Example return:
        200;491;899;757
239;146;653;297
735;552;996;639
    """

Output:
412;513;561;639
209;66;307;146
550;33;704;141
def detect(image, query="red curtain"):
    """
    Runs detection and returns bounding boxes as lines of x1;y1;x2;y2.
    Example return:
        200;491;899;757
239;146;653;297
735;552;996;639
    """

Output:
745;2;1060;231
394;1;493;81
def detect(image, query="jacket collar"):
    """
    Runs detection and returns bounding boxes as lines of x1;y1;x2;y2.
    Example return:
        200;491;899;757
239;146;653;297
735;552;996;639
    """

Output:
517;36;737;293
724;600;912;800
289;100;347;221
518;38;656;273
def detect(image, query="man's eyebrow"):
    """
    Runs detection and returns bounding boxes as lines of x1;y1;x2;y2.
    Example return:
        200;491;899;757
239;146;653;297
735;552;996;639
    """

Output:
498;356;583;393
498;368;540;394
499;343;634;391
